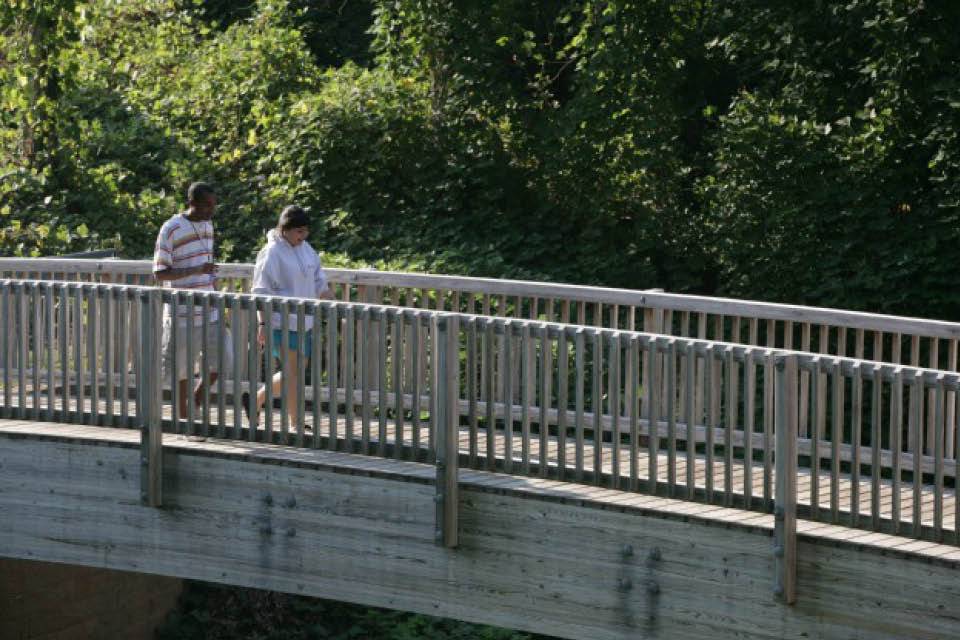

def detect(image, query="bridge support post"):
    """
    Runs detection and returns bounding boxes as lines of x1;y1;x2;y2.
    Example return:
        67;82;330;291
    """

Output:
140;289;163;507
434;315;459;548
774;354;798;604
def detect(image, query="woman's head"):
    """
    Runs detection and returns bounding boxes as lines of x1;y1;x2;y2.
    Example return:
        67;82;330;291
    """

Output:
277;205;309;246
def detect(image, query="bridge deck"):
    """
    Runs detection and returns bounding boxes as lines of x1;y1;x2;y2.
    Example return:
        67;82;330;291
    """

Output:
3;383;955;541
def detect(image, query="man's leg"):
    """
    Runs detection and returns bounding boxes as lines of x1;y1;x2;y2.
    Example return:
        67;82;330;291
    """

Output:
177;379;190;419
191;321;231;413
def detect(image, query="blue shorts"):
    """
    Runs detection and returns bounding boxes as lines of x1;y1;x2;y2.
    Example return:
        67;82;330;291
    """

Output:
271;329;313;358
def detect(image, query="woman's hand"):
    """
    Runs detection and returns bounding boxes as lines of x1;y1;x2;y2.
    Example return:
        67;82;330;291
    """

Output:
257;324;267;347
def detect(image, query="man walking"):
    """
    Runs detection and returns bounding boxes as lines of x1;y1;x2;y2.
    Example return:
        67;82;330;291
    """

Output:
153;181;232;423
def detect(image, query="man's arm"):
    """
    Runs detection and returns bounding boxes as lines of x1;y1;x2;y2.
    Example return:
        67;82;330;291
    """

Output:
153;262;217;282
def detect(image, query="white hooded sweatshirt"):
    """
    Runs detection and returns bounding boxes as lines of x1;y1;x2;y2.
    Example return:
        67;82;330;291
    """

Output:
251;229;329;330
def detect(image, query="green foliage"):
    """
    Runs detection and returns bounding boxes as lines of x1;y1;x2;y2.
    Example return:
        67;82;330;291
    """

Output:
2;0;960;315
156;581;547;640
705;0;960;317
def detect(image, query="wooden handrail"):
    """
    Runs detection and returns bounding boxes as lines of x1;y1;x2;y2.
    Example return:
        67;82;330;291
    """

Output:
2;257;960;341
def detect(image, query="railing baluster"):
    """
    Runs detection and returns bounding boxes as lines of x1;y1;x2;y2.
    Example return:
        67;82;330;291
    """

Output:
1;284;9;418
17;282;27;419
231;296;243;439
610;332;621;489
502;321;514;474
704;345;715;501
592;331;603;486
927;339;939;456
427;313;438;462
296;302;307;448
831;360;842;522
200;294;212;436
685;345;696;500
574;328;585;482
344;305;355;453
246;297;260;442
557;327;569;479
279;301;291;443
360;306;371;455
73;284;83;424
392;309;404;459
850;363;862;528
216;295;228;439
799;323;810;438
947;339;958;460
647;337;659;495
933;375;945;542
31;284;41;418
810;357;821;521
744;349;756;508
103;287;114;425
59;283;70;427
891;368;903;535
45;284;54;422
538;324;550;479
327;305;339;451
520;324;531;475
629;335;640;492
484;319;496;470
666;340;677;497
467;319;478;467
185;293;197;436
911;371;923;538
724;346;735;507
312;302;323;449
410;310;421;459
377;307;388;457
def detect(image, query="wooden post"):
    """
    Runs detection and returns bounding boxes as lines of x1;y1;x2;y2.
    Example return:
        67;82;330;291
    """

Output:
774;353;797;605
140;289;163;507
434;314;459;548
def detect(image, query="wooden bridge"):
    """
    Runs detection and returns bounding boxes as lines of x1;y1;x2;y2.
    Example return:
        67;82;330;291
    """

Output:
2;258;959;639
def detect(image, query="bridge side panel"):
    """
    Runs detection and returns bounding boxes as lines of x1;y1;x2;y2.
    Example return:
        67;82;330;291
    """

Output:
0;432;958;640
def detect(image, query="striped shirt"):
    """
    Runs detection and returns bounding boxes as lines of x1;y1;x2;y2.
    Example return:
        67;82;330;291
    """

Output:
153;212;218;326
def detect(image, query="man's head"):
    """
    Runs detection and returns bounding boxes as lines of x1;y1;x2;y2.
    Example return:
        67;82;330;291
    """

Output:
187;182;216;220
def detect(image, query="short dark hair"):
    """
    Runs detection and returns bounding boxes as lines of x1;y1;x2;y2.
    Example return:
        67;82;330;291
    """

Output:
187;181;215;203
277;205;309;231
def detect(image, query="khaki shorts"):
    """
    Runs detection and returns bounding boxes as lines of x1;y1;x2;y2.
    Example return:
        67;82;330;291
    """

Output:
161;320;233;381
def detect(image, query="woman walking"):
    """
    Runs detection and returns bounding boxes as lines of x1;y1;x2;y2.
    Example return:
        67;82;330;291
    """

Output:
244;205;332;432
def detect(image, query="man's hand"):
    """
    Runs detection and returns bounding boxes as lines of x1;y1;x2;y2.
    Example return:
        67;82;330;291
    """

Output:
257;325;267;347
200;262;218;275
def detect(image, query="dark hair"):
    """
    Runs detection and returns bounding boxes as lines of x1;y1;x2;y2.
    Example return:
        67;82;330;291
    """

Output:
187;181;215;203
277;205;309;232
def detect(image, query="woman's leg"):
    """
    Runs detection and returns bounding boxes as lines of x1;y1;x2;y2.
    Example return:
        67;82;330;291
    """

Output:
255;370;285;412
281;347;306;426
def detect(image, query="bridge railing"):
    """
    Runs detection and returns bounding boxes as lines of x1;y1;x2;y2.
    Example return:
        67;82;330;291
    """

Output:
0;278;956;551
5;256;960;460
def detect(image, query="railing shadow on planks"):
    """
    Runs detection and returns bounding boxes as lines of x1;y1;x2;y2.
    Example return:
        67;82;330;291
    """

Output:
1;261;960;604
